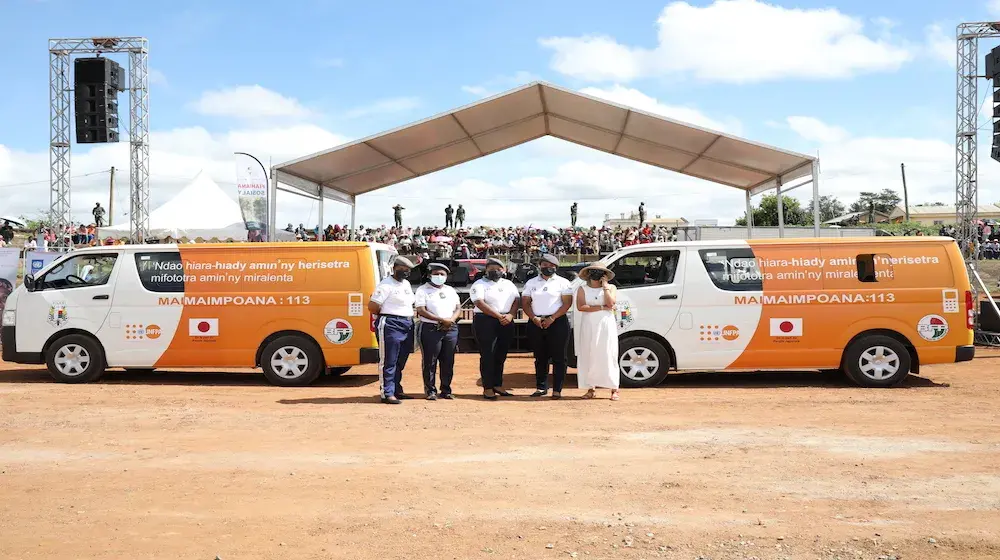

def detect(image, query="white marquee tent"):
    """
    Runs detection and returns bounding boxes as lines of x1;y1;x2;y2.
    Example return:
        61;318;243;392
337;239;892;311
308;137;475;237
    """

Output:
100;171;290;241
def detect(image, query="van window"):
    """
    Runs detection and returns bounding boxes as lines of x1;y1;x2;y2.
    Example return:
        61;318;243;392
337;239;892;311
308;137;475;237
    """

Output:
856;254;894;283
376;250;396;280
135;252;184;292
699;248;762;291
40;253;118;290
609;251;680;288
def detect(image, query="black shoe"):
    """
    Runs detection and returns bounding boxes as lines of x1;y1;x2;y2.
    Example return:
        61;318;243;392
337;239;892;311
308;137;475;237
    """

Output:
395;394;415;400
494;389;514;397
381;396;401;405
551;393;562;400
426;393;438;401
440;393;455;400
483;392;498;401
530;390;548;397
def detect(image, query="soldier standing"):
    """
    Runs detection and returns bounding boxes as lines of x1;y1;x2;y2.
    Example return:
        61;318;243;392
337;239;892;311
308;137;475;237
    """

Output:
393;204;405;228
570;202;578;228
638;202;646;228
456;204;466;228
445;204;454;229
92;203;106;227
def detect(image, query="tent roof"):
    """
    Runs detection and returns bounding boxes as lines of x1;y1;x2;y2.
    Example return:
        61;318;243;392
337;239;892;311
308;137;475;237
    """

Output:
103;171;244;232
273;81;817;204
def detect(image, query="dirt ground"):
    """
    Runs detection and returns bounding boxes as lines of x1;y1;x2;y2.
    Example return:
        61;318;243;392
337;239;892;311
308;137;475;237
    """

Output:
1;353;999;560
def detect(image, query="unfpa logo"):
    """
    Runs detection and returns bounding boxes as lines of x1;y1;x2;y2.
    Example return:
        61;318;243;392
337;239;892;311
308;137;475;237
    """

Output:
721;325;739;341
125;324;162;341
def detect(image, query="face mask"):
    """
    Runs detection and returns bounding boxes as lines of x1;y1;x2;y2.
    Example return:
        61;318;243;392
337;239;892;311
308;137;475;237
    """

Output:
393;269;410;280
430;274;446;286
540;267;556;277
589;271;605;281
487;270;502;281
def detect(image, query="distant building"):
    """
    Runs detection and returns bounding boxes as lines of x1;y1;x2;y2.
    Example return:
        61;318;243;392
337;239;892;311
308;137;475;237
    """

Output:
603;212;689;229
897;204;1000;226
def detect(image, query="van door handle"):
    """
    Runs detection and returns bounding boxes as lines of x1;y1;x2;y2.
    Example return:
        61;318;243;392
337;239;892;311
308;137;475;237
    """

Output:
92;294;109;300
659;294;678;300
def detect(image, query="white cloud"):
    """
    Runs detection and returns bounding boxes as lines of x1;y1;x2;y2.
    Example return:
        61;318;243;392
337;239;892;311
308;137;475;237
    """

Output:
540;0;916;83
990;0;1000;16
148;69;168;86
0;123;347;228
191;85;311;119
924;24;954;66
460;71;541;98
580;85;740;134
784;115;960;209
786;116;849;144
341;97;420;120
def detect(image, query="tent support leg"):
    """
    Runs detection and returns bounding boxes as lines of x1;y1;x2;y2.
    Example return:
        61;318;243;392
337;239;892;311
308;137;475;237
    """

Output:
268;167;277;242
349;195;356;241
317;191;324;239
776;177;784;238
745;190;754;239
812;160;821;237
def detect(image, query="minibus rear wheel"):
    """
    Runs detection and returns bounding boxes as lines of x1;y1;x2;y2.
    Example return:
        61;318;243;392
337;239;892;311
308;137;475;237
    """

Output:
843;335;911;388
618;336;671;388
45;334;106;384
261;335;324;387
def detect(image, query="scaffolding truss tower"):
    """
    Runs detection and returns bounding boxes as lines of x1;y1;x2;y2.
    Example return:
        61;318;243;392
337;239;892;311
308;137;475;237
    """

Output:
49;37;149;242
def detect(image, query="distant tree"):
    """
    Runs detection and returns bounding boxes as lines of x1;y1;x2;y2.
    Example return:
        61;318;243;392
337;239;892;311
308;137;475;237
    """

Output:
848;189;902;216
804;195;846;225
735;194;806;227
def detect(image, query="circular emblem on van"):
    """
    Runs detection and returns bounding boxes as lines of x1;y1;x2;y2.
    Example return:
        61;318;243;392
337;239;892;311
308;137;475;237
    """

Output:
722;325;740;341
145;324;162;340
324;319;354;344
614;300;634;329
917;314;949;342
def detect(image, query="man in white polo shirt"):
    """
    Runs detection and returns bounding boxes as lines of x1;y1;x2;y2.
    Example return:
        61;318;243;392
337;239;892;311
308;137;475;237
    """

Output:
521;254;573;399
415;263;461;400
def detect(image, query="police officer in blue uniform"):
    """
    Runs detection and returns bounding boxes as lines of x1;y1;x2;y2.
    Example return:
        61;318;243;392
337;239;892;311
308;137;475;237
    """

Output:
369;256;416;404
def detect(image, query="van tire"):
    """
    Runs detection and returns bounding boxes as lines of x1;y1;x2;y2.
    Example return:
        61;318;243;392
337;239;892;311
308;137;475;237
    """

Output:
618;336;671;388
45;334;106;384
843;335;911;388
261;335;324;387
327;367;351;377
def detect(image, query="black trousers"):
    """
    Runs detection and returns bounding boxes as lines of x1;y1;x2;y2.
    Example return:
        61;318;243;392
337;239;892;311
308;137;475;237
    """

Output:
420;324;458;395
472;314;514;389
527;316;569;392
445;216;454;228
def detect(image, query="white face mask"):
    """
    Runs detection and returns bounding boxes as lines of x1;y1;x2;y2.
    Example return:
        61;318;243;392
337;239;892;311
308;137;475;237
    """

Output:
430;274;447;286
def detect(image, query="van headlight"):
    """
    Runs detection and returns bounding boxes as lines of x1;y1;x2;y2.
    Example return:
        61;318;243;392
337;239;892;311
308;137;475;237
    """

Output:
2;310;14;326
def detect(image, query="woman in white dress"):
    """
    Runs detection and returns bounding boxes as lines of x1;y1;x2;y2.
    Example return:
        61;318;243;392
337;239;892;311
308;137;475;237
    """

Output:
573;265;620;401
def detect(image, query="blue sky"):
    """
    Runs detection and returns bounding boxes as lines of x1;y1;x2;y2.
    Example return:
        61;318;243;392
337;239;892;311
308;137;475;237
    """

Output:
0;0;997;228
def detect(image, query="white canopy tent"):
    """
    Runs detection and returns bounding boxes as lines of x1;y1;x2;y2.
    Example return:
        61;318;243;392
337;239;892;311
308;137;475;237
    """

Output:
270;81;820;238
100;171;293;241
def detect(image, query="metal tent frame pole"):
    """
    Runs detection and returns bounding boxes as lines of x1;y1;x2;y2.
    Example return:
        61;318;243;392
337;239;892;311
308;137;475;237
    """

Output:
776;177;784;238
745;190;754;239
48;37;149;243
812;160;821;236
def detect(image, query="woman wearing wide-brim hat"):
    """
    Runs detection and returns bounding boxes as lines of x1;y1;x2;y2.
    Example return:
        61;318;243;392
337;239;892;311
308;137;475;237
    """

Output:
572;264;620;401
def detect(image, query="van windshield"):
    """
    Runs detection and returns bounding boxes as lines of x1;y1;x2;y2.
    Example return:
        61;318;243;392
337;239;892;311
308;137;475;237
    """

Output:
376;249;397;280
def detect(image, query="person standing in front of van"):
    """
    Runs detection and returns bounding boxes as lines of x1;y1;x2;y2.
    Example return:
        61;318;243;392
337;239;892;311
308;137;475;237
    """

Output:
522;254;573;399
369;256;416;405
470;258;519;400
415;263;461;400
573;265;620;401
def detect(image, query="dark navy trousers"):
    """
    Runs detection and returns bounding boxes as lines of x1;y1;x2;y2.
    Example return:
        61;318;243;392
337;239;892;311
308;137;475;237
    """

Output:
472;314;514;389
375;315;413;397
420;324;458;396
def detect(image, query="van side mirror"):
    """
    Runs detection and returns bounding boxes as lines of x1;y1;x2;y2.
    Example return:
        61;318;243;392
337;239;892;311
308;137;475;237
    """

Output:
24;275;35;292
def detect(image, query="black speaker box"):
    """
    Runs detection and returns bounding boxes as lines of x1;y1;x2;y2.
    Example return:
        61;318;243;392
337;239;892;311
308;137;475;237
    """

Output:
75;57;124;91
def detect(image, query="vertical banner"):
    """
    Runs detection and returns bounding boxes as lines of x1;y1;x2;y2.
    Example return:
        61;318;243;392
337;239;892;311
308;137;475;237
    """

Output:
235;152;270;242
24;251;61;281
0;247;20;315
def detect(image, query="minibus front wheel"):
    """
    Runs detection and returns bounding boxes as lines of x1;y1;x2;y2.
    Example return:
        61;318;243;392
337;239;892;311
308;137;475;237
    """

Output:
45;333;106;384
260;334;324;387
618;336;671;388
